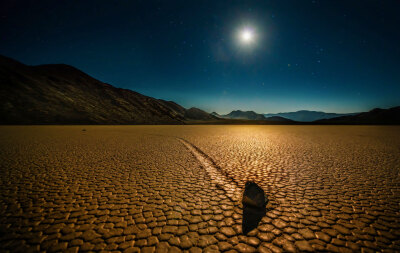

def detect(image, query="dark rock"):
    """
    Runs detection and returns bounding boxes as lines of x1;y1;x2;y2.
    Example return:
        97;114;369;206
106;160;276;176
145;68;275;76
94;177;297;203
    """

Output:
242;181;267;234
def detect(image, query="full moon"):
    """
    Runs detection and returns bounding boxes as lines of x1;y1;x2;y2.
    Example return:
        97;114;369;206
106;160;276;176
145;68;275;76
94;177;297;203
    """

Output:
237;27;256;46
241;29;254;43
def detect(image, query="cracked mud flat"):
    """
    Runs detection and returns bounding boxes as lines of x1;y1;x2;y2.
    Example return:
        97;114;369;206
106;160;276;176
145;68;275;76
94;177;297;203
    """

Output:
0;125;399;252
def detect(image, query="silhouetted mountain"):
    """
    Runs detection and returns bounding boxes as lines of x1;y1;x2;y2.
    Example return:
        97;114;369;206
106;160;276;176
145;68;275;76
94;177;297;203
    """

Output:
215;110;295;122
0;55;214;124
211;112;222;118
264;110;358;122
184;107;218;120
222;110;266;120
264;116;294;122
315;107;400;124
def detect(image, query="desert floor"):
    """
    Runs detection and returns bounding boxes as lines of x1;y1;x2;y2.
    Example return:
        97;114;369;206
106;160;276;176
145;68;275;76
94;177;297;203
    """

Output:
0;125;399;253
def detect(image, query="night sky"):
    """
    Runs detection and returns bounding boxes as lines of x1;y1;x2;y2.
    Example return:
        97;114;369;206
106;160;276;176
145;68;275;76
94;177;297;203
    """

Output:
1;0;400;114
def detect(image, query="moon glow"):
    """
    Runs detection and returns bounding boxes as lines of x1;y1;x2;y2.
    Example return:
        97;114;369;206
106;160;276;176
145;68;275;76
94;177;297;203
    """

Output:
236;26;258;48
240;29;254;43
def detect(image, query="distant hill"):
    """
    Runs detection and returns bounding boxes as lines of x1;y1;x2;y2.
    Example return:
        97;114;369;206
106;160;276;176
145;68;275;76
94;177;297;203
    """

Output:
217;110;294;122
184;107;217;121
0;55;215;124
264;110;358;122
264;116;294;122
221;110;266;120
211;112;222;118
315;107;400;124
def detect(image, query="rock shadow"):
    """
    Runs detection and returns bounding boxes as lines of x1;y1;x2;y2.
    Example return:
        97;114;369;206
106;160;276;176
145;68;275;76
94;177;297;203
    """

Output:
242;181;268;234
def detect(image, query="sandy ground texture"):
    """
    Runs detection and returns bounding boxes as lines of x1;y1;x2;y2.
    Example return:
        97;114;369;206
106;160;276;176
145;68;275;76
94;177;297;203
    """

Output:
0;125;399;253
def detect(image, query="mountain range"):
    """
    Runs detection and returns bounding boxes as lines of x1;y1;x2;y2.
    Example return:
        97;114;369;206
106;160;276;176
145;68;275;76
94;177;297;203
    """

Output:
212;110;265;120
263;110;358;122
214;108;400;124
315;107;400;124
0;55;399;125
212;111;293;122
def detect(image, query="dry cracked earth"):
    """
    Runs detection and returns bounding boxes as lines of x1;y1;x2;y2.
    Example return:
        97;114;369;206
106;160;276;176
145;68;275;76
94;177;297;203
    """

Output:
0;125;399;253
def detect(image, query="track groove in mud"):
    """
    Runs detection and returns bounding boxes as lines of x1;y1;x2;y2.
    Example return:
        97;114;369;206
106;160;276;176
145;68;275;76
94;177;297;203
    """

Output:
179;138;242;203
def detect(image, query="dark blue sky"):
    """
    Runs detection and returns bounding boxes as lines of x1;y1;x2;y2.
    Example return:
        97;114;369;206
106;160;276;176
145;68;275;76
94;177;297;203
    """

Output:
1;0;400;113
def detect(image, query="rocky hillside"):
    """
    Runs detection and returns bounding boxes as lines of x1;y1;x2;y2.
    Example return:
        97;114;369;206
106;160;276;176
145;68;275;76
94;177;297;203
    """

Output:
0;55;215;124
